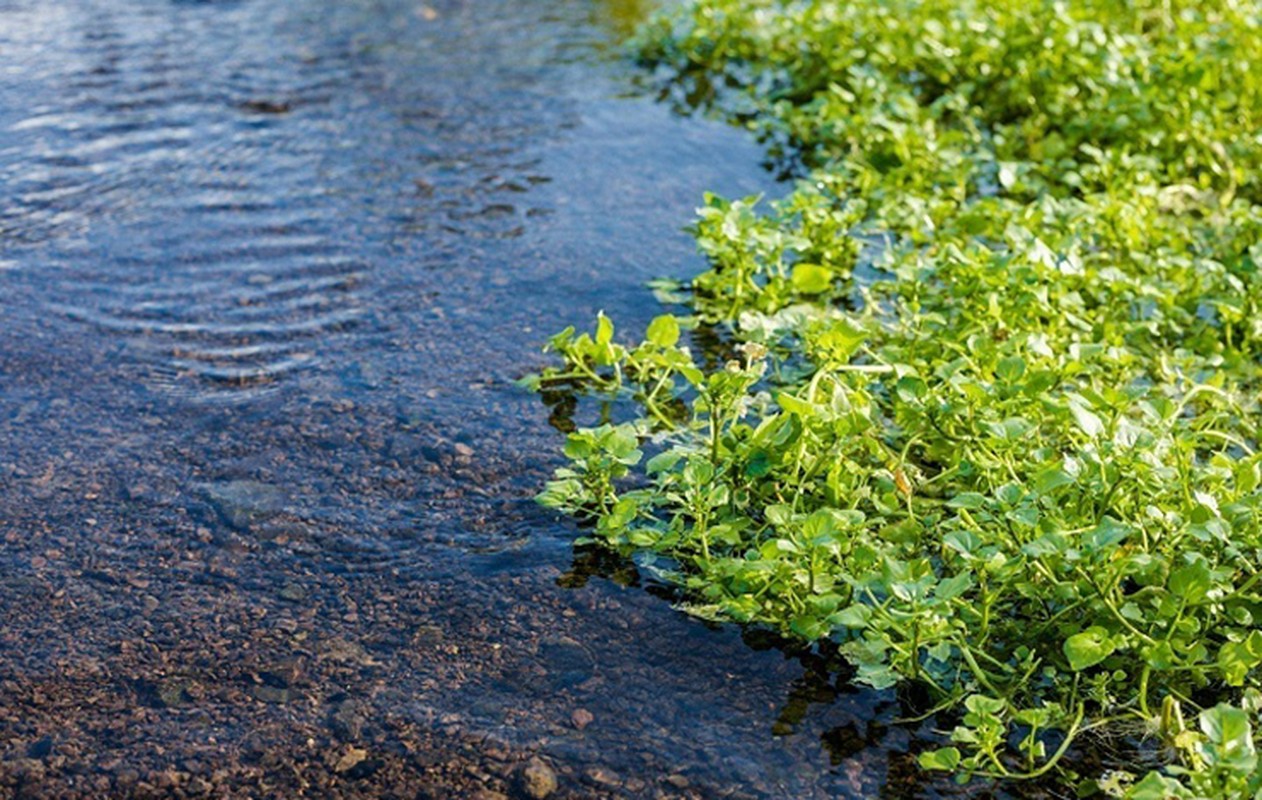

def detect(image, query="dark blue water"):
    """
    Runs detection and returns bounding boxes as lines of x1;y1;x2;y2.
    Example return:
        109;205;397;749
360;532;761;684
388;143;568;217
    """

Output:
0;1;968;797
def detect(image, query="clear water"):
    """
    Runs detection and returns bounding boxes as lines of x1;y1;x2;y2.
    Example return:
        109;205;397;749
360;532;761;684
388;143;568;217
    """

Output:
0;1;982;796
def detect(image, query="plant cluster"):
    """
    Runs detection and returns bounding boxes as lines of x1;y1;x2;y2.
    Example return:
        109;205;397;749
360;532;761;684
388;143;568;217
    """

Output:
526;0;1262;794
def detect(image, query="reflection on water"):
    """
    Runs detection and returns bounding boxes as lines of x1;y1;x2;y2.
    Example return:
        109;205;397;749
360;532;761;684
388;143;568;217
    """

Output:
0;0;1030;797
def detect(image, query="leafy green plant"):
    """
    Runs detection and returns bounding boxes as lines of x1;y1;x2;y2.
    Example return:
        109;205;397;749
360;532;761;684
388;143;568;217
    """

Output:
526;0;1262;792
1124;697;1262;799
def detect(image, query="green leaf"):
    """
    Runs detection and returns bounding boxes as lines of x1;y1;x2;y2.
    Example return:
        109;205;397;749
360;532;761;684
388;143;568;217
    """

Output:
935;572;974;601
995;355;1026;383
964;695;1006;716
917;747;961;772
776;392;815;417
832;604;872;629
646;450;683;474
744;449;773;478
1168;560;1212;604
790;263;833;294
595;312;614;346
855;662;899;690
1068;397;1104;439
1198;704;1256;771
947;493;987;510
1126;772;1179;800
895;375;928;402
1085;518;1131;552
1218;641;1257;687
1063;627;1116;671
646;314;681;348
1218;632;1262;687
1032;467;1075;495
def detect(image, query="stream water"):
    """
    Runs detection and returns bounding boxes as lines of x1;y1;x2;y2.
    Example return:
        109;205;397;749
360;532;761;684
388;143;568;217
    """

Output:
0;1;984;797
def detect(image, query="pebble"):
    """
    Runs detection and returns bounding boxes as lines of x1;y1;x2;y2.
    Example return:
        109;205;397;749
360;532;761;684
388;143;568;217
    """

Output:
518;759;557;799
199;480;287;531
584;766;619;787
261;657;306;687
329;699;366;742
250;685;291;704
570;708;593;731
333;747;369;774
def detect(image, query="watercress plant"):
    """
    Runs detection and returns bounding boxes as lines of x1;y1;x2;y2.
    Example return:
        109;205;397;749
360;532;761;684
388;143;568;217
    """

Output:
527;0;1262;793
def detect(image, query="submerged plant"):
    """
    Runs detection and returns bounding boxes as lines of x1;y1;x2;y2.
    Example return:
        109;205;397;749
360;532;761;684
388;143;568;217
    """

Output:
527;0;1262;793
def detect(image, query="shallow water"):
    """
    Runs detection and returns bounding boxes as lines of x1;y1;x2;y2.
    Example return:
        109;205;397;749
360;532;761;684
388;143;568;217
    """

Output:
0;1;995;797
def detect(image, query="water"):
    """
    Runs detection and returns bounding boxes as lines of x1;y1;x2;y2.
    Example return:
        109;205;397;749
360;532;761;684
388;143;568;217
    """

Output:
0;1;985;797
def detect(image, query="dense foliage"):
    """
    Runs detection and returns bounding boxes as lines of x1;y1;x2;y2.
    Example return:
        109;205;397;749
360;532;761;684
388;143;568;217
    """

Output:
526;0;1262;793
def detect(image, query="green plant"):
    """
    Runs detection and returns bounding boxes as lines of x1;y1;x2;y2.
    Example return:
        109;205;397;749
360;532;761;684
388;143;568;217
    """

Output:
526;0;1262;791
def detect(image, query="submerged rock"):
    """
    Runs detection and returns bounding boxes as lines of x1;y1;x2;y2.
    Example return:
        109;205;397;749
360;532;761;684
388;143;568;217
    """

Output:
333;747;368;774
328;698;366;742
197;480;287;531
538;637;594;689
517;759;557;799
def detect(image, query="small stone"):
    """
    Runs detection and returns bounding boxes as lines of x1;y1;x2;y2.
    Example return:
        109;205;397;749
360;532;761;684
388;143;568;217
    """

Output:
518;758;557;799
333;747;368;773
585;766;619;787
665;774;690;789
260;657;305;687
538;637;594;689
321;637;377;666
279;582;307;602
155;770;183;789
329;699;365;742
570;708;593;731
199;480;287;531
413;624;444;645
250;685;290;704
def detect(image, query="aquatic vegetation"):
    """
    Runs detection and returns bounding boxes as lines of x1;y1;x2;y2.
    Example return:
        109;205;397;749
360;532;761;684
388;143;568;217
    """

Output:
528;0;1262;793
